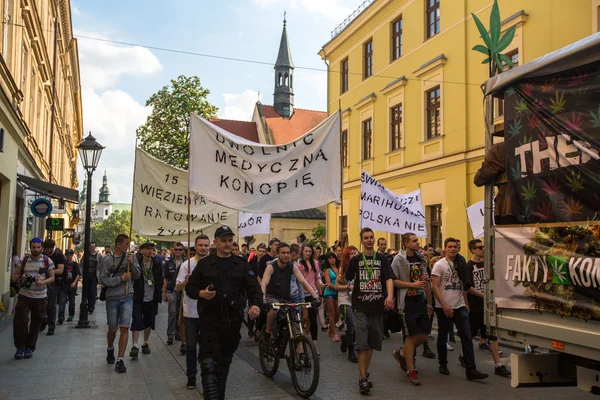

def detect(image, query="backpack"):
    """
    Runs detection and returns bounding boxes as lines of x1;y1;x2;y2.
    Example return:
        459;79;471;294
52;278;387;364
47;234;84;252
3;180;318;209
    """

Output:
20;254;50;277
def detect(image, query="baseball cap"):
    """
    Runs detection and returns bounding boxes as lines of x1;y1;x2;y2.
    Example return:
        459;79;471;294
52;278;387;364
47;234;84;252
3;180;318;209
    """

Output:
214;225;234;239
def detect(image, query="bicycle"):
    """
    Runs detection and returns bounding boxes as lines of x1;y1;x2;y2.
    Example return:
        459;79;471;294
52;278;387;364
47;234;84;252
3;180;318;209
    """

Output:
259;302;320;398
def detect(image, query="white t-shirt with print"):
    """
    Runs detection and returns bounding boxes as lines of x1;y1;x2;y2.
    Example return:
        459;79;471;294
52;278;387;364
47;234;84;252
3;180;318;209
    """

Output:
431;257;465;310
176;257;199;318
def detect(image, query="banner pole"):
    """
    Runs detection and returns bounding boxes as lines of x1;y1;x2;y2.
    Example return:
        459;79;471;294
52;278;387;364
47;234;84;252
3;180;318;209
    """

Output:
126;139;138;296
338;101;344;245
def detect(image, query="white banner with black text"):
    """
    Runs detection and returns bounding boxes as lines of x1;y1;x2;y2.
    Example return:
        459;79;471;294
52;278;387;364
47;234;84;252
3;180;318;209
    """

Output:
132;148;238;240
238;212;271;237
189;112;341;213
359;170;427;237
466;200;485;239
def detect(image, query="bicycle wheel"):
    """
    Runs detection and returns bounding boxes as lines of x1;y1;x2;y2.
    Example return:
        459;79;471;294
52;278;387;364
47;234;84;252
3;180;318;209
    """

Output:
259;326;279;377
290;334;320;398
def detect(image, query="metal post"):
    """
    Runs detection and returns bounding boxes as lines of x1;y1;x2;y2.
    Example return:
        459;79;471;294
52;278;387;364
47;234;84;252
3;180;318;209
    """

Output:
77;170;93;328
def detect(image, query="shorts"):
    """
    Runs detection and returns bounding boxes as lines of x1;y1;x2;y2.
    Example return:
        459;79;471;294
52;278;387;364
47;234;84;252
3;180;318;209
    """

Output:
403;297;431;337
131;300;158;331
106;297;133;329
265;295;288;304
354;311;383;351
469;310;488;339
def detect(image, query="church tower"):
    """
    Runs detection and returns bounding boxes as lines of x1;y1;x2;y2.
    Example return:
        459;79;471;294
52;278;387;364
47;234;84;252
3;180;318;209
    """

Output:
274;13;294;118
98;171;110;203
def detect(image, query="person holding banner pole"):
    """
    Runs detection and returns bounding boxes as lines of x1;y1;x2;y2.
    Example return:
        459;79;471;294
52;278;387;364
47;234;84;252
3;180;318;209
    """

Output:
178;191;193;356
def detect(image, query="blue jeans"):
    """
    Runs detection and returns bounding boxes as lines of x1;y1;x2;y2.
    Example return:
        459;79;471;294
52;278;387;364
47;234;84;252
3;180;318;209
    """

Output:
87;277;98;311
339;304;355;351
435;306;476;372
184;317;201;377
58;289;76;320
106;297;133;329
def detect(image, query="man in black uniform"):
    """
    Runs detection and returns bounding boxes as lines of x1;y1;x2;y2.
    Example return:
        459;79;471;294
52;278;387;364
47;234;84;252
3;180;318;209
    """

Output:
186;226;262;400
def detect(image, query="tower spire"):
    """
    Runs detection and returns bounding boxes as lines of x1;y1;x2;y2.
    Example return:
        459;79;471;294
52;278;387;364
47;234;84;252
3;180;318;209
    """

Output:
274;13;294;118
98;170;110;203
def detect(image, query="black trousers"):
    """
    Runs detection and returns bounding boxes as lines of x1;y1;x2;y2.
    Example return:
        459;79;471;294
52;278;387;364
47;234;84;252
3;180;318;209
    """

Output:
198;319;242;400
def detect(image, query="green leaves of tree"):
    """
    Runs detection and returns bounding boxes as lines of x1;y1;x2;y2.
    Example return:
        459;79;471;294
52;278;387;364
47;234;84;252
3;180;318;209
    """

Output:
136;75;218;170
471;0;516;73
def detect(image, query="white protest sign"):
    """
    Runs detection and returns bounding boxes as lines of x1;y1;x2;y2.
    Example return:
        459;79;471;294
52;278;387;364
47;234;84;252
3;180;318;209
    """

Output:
359;170;427;237
238;212;271;237
132;148;238;240
466;200;485;238
189;112;341;213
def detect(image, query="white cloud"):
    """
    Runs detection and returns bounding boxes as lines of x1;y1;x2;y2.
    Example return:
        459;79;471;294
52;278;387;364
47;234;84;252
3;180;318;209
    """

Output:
218;89;261;121
75;29;163;90
252;0;358;20
72;7;82;16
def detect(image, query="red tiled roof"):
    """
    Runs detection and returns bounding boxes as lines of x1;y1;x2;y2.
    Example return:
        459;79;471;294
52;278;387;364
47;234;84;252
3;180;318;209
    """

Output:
210;119;260;143
261;105;327;144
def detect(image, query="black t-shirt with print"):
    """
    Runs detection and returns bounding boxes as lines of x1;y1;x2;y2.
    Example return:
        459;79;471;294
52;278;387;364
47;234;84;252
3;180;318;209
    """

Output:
62;261;80;289
49;251;66;286
467;260;485;312
345;252;396;314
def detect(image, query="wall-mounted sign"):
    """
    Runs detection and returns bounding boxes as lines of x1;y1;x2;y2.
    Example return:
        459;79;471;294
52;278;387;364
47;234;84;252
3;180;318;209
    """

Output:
31;198;53;218
46;217;64;231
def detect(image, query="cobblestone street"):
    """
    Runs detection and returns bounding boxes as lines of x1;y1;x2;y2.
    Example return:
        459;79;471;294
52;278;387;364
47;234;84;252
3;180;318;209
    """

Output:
0;299;592;400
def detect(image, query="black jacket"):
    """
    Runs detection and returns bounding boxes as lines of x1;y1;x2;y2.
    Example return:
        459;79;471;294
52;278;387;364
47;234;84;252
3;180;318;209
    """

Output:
185;254;263;322
455;253;473;292
134;254;163;303
163;256;186;293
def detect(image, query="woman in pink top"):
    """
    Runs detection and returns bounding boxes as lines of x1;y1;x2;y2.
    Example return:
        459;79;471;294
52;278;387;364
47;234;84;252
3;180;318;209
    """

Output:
298;243;322;349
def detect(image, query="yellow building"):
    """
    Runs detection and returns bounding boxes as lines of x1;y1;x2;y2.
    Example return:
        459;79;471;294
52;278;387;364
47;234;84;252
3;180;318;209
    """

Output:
321;0;598;250
0;0;83;302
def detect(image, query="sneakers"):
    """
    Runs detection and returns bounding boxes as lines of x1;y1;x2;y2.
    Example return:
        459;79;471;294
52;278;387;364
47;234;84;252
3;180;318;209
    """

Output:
115;359;127;373
14;349;24;360
186;376;196;389
422;348;436;359
180;344;186;355
340;333;348;353
446;342;454;351
479;342;491;351
333;334;340;342
67;316;74;322
47;328;54;336
439;365;450;375
321;325;329;332
175;334;181;341
406;370;421;386
348;351;358;363
466;369;489;380
107;348;116;364
141;343;151;354
88;308;94;314
247;329;254;338
459;354;466;368
359;377;370;394
392;349;407;372
24;348;33;358
167;337;174;345
58;318;64;325
449;335;456;343
130;345;139;359
495;365;511;377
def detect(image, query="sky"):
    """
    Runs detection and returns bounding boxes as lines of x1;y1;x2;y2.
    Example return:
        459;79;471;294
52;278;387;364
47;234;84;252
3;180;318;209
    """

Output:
73;0;366;203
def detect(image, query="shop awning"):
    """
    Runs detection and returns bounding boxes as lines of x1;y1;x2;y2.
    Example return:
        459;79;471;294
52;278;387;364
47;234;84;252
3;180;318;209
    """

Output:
17;174;79;203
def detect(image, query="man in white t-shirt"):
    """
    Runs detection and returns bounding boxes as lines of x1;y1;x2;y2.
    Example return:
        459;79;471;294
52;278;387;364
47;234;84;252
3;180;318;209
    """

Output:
431;237;488;381
175;234;210;390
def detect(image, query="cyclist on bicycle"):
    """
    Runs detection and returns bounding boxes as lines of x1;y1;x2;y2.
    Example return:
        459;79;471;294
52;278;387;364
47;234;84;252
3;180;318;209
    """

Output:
260;242;320;342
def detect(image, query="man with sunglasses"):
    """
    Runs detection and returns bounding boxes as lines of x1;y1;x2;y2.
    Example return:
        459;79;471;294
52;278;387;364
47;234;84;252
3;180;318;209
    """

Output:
12;238;56;359
459;239;510;377
163;242;186;345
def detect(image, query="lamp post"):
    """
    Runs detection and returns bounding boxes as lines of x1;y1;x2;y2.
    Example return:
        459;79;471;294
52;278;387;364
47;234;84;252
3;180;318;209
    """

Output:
76;132;104;328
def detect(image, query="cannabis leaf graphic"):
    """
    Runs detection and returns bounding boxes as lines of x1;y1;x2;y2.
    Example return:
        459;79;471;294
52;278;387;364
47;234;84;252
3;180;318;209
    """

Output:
508;119;522;138
589;104;600;128
515;99;528;114
550;258;569;283
521;83;535;97
536;131;548;149
505;86;516;97
561;197;584;218
541;79;558;92
521;181;537;201
541;176;561;196
519;205;532;221
550;91;566;114
510;160;522;181
527;113;540;130
519;134;532;146
564;111;583;132
565;170;584;192
533;201;553;221
568;71;589;87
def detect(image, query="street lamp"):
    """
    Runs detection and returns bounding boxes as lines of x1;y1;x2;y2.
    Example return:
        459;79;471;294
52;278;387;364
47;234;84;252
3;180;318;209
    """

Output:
76;132;104;328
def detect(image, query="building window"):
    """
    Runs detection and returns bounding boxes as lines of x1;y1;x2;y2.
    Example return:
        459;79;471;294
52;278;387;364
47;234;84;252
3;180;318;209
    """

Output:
426;0;440;39
391;17;403;61
496;50;519;117
390;104;402;151
341;58;349;94
394;234;402;252
428;204;442;249
364;40;373;79
426;86;441;139
362;118;372;160
105;209;108;216
339;215;348;241
341;129;348;167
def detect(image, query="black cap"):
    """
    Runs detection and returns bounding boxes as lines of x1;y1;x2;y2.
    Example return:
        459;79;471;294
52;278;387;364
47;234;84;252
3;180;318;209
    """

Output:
214;225;234;239
65;249;74;254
